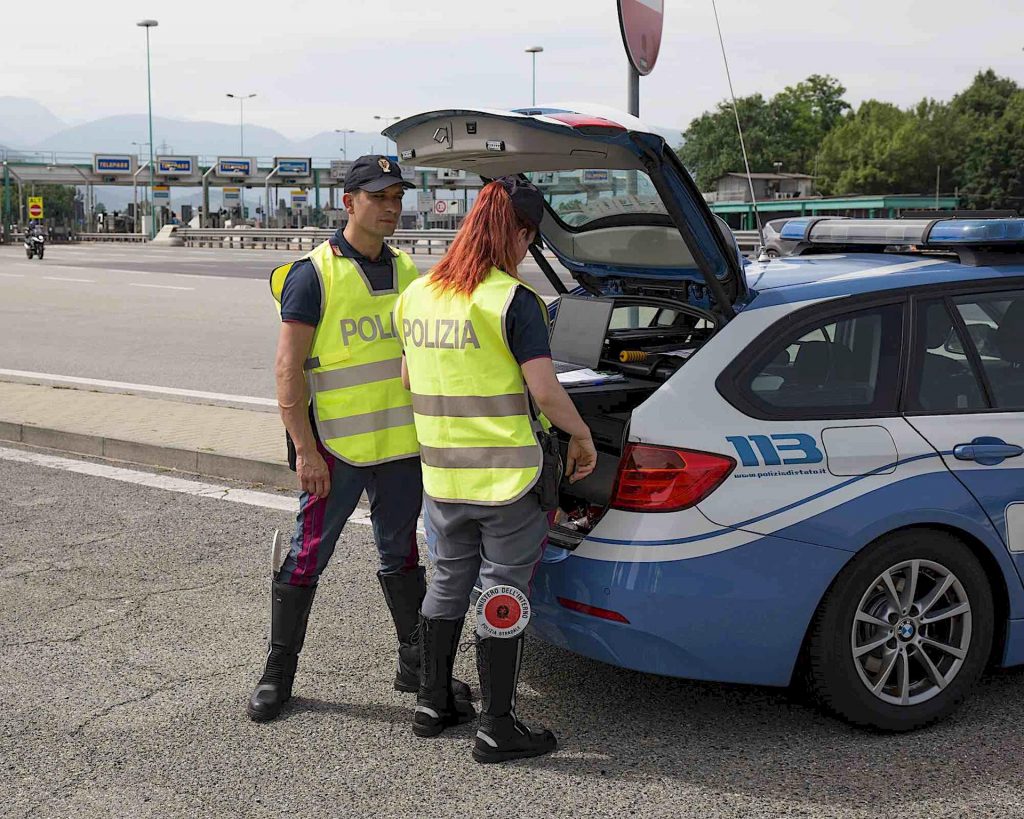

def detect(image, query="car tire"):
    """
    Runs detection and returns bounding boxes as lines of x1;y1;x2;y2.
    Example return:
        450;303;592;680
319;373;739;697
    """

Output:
803;528;993;731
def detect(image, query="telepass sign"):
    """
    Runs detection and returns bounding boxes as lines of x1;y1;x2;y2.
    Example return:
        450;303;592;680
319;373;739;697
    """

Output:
617;0;664;76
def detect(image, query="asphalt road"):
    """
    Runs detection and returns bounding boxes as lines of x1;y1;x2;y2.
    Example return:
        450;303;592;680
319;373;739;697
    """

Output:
5;448;1024;818
0;244;573;399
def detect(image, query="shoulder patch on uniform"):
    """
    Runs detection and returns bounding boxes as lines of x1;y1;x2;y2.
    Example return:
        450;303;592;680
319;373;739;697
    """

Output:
329;240;344;257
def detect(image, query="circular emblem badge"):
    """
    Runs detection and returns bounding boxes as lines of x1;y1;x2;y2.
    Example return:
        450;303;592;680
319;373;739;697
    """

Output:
476;585;531;638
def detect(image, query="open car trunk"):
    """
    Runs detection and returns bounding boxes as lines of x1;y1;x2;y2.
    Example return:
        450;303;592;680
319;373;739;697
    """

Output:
385;105;747;544
545;294;718;548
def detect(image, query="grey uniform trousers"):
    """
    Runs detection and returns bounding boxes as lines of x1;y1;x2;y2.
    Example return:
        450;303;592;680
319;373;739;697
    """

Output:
420;492;549;634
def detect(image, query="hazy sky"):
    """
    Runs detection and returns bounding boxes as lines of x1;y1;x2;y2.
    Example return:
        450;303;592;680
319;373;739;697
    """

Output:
3;0;1022;137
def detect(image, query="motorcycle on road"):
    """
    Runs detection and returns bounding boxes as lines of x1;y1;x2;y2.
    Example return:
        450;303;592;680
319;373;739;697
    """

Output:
24;231;45;260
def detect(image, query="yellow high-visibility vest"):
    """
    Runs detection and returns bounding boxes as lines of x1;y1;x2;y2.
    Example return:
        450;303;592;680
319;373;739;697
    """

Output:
270;238;419;466
395;267;549;504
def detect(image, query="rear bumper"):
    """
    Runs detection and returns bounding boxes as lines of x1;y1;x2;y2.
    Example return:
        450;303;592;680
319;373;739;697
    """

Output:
529;534;852;686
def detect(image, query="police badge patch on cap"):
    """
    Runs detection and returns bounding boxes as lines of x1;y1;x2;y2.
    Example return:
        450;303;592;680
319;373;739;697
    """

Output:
476;585;531;638
378;157;391;173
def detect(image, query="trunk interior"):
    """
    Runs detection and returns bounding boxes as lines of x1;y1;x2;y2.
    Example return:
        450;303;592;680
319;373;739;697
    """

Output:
547;293;718;547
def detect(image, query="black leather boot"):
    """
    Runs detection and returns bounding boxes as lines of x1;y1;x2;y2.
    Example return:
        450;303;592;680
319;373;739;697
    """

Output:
473;634;557;763
413;614;476;738
378;569;472;701
246;581;316;722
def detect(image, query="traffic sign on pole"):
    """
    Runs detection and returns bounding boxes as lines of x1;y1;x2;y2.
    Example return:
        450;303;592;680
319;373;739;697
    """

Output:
27;197;43;219
432;200;448;215
617;0;664;76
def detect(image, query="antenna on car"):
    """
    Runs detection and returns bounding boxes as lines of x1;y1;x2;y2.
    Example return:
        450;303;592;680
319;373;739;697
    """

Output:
710;0;766;256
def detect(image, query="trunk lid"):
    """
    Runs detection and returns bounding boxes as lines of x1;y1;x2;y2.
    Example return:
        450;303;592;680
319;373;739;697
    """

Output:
385;105;747;318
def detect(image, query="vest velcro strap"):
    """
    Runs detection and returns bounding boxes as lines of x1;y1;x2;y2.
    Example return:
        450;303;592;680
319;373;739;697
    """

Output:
317;406;415;440
310;357;403;391
419;444;539;469
304;356;320;371
411;392;529;418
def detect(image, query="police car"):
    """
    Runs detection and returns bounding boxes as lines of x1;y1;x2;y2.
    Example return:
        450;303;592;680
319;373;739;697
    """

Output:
386;106;1024;731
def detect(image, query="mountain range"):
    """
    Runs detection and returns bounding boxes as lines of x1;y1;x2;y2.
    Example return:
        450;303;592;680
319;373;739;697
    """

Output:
0;97;684;210
0;97;683;159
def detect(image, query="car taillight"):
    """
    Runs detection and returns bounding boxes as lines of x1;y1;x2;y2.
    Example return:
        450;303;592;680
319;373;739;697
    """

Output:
610;444;735;512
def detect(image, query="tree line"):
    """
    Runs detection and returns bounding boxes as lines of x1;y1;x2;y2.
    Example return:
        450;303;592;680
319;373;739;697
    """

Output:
677;70;1024;212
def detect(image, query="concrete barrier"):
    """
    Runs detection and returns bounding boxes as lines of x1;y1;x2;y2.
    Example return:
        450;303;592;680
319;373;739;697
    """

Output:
151;225;184;246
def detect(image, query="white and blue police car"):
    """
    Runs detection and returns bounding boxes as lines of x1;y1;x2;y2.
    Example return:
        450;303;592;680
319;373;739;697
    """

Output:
387;106;1024;731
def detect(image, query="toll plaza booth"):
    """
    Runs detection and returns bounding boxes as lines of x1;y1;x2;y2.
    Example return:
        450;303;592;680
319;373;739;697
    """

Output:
204;157;262;226
149;155;197;227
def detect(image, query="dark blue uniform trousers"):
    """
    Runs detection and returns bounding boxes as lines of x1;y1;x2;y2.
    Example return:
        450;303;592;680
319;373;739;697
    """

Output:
277;440;422;587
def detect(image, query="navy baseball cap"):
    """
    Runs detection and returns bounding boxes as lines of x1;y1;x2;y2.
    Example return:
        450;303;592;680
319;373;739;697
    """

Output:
496;176;544;229
344;155;415;192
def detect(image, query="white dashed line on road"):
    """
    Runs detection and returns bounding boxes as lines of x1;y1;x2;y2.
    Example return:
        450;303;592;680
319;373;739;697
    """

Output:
128;282;195;291
42;276;95;283
0;273;25;278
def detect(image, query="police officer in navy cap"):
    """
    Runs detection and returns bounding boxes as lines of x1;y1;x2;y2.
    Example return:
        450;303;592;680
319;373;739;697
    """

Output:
249;155;472;721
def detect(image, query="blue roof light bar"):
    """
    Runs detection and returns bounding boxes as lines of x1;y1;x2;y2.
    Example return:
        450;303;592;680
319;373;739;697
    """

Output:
779;217;1024;247
926;219;1024;244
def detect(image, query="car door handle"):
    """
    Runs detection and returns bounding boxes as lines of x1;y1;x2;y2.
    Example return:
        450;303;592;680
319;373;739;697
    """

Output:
954;443;1024;462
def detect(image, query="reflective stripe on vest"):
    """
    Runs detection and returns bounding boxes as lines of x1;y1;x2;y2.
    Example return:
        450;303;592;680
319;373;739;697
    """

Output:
270;239;420;466
395;267;548;505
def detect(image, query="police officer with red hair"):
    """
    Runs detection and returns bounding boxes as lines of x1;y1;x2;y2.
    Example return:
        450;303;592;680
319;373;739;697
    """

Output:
397;177;596;762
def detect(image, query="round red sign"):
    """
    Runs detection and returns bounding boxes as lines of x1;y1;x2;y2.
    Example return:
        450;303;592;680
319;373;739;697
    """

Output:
475;585;531;638
617;0;664;76
483;594;522;631
28;203;42;218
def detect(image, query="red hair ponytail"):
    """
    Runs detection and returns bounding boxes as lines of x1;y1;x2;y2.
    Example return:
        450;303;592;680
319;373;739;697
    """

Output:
428;181;533;297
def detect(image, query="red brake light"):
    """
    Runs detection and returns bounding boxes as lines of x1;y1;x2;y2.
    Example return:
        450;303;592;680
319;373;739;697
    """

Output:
544;113;627;134
610;445;735;512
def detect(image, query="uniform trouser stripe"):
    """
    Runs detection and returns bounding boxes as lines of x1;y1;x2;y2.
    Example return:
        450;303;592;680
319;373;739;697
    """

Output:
411;392;529;417
316;405;415;439
419;444;540;469
310;358;403;390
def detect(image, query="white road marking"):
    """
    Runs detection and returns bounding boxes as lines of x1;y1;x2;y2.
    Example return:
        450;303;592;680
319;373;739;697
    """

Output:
0;369;276;407
0;445;400;530
0;445;294;510
129;282;195;291
42;276;95;283
0;273;25;278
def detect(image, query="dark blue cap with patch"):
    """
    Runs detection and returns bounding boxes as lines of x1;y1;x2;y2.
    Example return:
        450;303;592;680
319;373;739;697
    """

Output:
344;155;415;192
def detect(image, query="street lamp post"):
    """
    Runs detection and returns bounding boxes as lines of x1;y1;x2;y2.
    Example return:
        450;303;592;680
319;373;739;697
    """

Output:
373;116;401;156
525;46;544;106
227;93;256;220
333;129;355;210
137;19;158;239
131;141;151;233
334;128;355;159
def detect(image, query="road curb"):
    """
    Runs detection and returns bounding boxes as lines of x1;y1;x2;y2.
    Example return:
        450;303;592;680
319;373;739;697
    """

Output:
0;421;295;490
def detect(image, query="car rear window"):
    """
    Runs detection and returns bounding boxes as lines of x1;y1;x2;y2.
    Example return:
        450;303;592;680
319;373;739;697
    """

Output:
731;302;904;419
524;169;667;229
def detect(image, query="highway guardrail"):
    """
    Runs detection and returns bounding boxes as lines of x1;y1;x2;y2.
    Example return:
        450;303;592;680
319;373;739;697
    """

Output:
60;227;762;255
